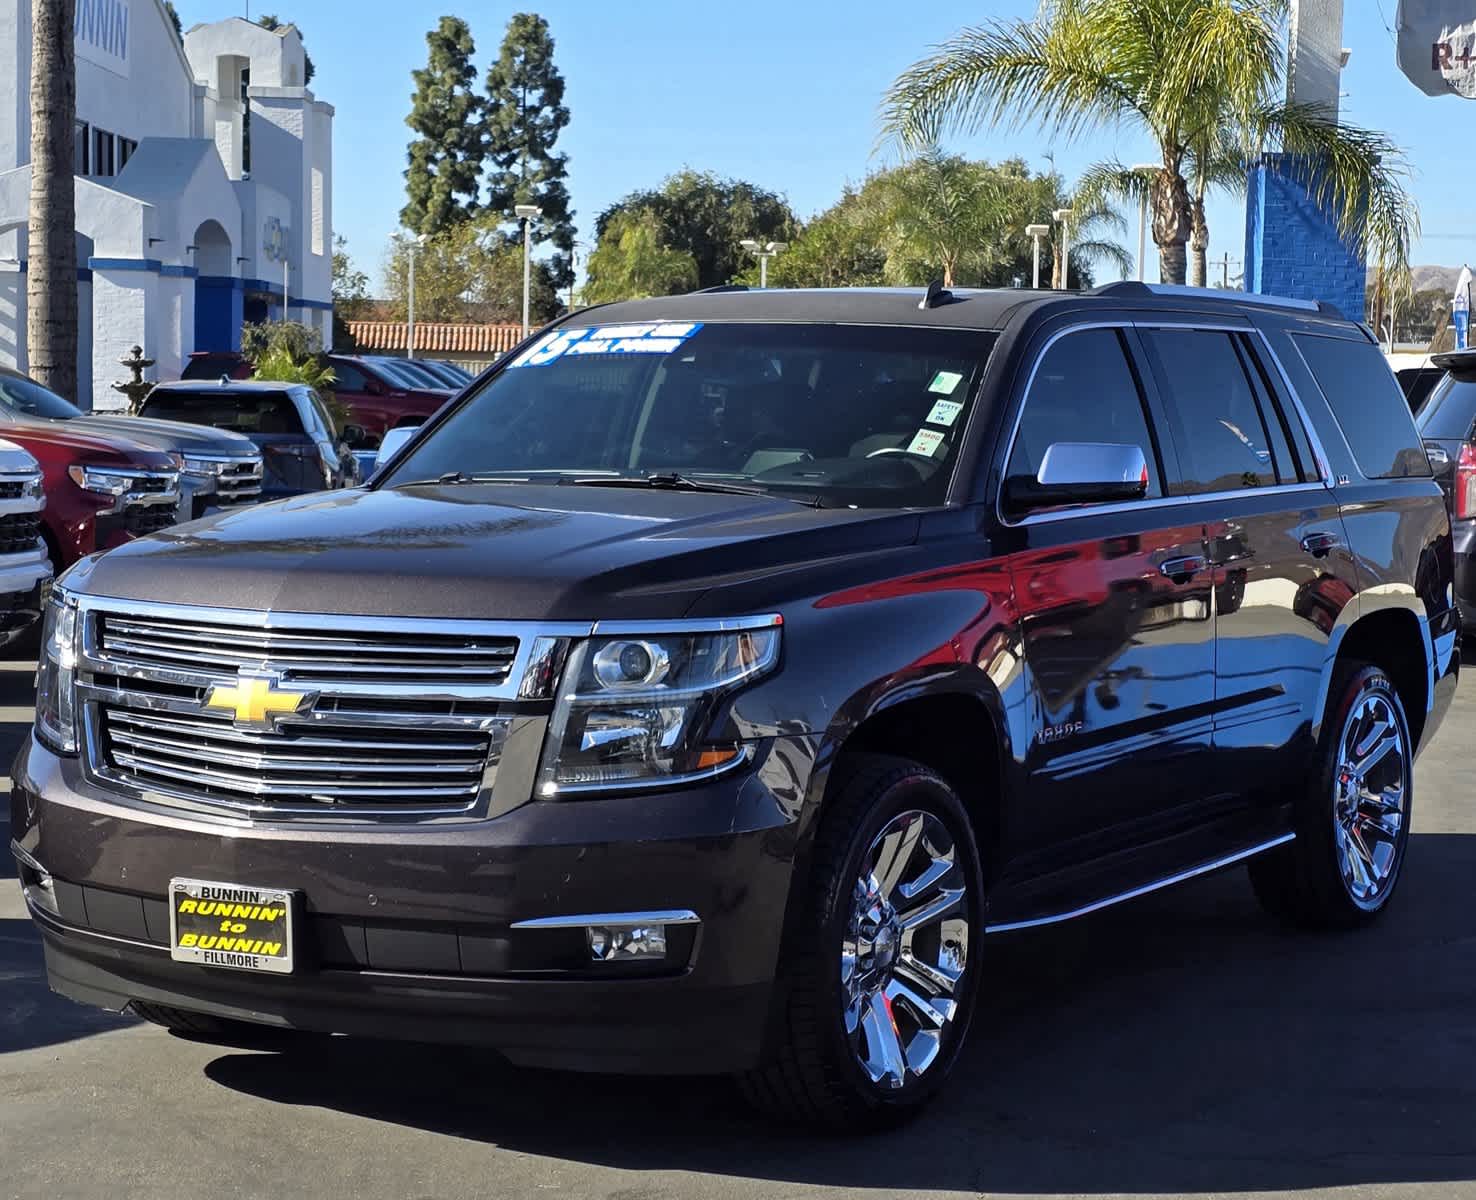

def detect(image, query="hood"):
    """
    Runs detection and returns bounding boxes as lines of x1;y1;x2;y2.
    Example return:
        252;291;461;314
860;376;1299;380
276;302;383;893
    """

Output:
68;415;260;458
72;484;920;620
1;419;178;468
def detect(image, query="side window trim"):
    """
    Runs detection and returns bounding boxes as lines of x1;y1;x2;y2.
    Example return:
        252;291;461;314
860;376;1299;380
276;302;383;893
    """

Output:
996;319;1334;528
1234;331;1319;483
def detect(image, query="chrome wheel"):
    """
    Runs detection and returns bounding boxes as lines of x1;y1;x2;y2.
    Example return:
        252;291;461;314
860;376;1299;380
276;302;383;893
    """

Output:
840;809;971;1091
1332;689;1409;909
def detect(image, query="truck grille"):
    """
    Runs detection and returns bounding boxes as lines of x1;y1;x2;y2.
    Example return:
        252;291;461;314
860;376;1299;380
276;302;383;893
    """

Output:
73;599;561;820
0;512;41;554
215;457;264;505
97;612;519;686
98;703;495;811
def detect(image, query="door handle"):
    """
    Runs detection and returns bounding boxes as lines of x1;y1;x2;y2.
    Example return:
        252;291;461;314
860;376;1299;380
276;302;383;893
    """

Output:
1159;554;1206;580
1300;531;1340;557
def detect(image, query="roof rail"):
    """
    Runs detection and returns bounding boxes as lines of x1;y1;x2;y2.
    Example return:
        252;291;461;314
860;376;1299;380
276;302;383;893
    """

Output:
1088;280;1342;318
918;279;954;310
692;284;748;294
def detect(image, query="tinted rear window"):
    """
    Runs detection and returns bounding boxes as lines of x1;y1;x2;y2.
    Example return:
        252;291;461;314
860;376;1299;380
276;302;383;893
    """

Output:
141;390;304;435
1416;373;1476;442
1290;335;1430;478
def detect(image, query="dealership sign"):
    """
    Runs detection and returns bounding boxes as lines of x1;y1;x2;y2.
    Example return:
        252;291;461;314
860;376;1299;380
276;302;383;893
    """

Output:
1399;0;1476;97
75;0;130;78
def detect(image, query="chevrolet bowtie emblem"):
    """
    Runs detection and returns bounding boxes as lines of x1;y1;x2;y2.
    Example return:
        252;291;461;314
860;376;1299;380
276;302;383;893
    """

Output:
205;672;314;732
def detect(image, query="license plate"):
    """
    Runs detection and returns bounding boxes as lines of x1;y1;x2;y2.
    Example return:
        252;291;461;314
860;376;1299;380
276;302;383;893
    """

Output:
169;879;295;974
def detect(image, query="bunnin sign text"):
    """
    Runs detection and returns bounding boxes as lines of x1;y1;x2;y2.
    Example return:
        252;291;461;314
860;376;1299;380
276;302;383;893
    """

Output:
75;0;130;78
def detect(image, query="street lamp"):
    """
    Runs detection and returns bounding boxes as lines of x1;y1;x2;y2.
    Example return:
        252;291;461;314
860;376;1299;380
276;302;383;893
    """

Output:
1052;208;1073;289
515;204;542;336
391;231;429;358
1130;164;1158;282
739;239;787;288
1025;224;1049;289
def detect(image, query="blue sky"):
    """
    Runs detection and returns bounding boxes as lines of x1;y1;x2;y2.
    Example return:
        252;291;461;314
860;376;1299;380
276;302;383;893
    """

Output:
173;0;1476;291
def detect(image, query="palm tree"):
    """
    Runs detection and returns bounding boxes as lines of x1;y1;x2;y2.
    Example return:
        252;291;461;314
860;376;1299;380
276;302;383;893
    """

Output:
882;0;1417;286
27;0;78;403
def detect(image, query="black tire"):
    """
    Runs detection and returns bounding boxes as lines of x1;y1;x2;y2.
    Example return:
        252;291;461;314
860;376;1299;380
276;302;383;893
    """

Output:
738;753;985;1131
1249;662;1413;929
129;1001;299;1047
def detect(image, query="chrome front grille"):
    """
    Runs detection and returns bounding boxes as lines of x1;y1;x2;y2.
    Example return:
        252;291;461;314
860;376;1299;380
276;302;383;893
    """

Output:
98;612;519;686
216;457;263;504
73;598;583;820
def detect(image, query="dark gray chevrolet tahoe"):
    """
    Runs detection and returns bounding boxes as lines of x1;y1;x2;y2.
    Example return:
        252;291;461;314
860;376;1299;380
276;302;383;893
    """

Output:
11;284;1460;1129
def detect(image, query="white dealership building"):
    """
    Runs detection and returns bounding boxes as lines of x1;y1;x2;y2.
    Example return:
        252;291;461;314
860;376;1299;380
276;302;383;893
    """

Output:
0;0;333;408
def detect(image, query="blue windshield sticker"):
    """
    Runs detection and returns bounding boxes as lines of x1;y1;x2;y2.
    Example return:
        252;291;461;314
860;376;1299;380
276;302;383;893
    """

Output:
508;322;703;367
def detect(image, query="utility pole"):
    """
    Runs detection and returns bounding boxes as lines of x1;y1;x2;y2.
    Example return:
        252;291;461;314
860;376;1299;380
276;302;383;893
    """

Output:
515;205;542;336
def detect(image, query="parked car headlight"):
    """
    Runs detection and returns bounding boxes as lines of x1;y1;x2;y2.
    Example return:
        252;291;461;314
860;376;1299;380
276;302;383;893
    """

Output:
180;456;229;477
35;587;80;755
67;465;134;497
537;618;781;795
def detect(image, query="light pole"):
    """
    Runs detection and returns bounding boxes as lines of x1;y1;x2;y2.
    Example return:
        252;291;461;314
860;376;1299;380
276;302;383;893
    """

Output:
740;239;787;288
1025;224;1049;289
1131;164;1158;281
515;204;542;336
392;232;428;358
1052;208;1073;289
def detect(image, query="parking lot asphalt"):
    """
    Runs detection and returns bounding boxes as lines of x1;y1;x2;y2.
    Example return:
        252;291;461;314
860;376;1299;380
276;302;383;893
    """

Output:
2;653;1474;1200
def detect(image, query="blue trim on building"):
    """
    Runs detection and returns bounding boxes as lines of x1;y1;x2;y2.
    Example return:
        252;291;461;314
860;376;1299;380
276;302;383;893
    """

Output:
159;264;199;278
294;298;333;311
195;276;245;352
87;257;163;272
0;261;88;280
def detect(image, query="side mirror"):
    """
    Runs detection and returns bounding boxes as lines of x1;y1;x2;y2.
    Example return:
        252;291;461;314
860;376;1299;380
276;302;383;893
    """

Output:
370;424;421;478
365;378;388;396
1004;442;1149;512
340;423;369;449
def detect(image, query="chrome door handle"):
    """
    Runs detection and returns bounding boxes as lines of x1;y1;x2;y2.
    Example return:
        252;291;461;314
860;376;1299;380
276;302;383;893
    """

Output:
1300;531;1339;557
1159;555;1206;580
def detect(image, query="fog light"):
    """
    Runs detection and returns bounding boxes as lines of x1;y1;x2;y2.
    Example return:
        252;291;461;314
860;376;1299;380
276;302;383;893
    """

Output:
587;922;667;961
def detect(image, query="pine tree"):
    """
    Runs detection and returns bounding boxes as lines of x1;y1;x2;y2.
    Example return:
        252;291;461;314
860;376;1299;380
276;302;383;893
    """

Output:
401;16;485;236
484;13;574;289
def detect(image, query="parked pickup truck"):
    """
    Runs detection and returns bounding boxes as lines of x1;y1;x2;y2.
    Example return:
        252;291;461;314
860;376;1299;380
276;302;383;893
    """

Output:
0;437;51;643
11;283;1458;1131
0;367;262;521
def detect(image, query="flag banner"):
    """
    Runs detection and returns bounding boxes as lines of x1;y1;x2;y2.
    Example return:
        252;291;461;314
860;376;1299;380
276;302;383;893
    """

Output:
1453;266;1472;350
1398;0;1476;97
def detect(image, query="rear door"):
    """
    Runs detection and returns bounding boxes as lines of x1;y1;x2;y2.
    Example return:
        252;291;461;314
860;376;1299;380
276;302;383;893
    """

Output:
1138;323;1355;811
1000;323;1216;864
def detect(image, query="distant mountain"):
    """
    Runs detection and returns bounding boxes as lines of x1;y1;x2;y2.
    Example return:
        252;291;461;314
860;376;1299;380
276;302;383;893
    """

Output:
1369;265;1467;293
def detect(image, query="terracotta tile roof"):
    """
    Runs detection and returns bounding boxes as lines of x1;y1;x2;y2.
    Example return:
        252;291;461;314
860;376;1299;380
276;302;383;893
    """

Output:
346;321;524;354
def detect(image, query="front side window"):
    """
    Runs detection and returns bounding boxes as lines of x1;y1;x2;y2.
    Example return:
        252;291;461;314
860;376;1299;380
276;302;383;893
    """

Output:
1292;334;1431;479
381;322;996;508
331;362;369;392
1144;328;1290;493
1006;327;1162;501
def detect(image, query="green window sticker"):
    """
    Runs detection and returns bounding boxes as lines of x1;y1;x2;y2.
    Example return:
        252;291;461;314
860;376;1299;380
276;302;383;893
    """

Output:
928;370;964;395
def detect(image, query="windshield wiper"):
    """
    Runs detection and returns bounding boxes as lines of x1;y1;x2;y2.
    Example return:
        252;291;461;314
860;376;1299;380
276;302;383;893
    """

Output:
566;472;820;506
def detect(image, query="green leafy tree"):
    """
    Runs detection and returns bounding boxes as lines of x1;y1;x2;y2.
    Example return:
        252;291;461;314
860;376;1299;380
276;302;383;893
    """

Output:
383;219;559;323
882;0;1419;285
164;1;182;40
331;236;371;319
739;191;887;289
596;171;798;289
401;17;485;236
583;211;700;302
484;13;575;288
245;322;349;426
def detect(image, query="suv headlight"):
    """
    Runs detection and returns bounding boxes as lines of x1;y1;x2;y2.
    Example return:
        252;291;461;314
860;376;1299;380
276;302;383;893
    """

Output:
67;465;133;497
35;588;80;754
537;618;781;796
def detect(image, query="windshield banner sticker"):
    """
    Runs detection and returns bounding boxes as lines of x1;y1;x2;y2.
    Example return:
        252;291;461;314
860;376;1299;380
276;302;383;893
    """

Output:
509;322;703;367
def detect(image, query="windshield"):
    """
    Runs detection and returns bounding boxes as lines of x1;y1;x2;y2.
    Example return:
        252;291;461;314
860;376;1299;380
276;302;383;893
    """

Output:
0;372;83;419
380;322;995;508
371;359;434;390
1416;372;1476;441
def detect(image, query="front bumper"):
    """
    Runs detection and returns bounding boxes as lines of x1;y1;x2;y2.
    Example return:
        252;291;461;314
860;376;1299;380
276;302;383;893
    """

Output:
0;545;51;639
10;732;817;1074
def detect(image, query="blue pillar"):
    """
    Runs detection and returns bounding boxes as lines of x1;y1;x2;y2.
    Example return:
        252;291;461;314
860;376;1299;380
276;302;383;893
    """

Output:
1244;152;1365;320
194;276;244;352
